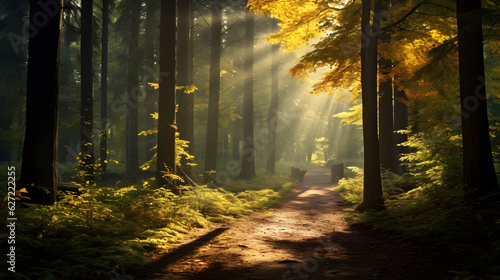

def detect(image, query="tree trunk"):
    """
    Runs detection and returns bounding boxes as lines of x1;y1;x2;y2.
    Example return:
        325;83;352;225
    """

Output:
393;86;408;174
378;31;394;172
456;0;499;196
156;0;177;191
204;0;222;174
126;2;141;174
266;20;279;175
238;9;257;179
100;0;109;175
231;96;242;161
20;0;63;205
81;0;95;182
357;0;385;212
177;0;193;178
188;0;195;157
144;0;159;162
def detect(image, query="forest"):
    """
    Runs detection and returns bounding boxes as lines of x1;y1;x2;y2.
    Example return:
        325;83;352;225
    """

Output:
0;0;499;279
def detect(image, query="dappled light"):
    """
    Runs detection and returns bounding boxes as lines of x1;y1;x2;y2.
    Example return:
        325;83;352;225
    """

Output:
1;0;500;279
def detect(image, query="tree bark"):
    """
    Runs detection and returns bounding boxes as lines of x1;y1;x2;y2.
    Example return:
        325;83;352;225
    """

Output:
456;0;499;196
357;0;385;212
266;19;279;175
20;0;63;205
100;0;109;175
156;0;177;191
188;0;195;157
378;45;394;171
126;2;141;173
144;0;159;162
81;0;95;182
238;9;257;179
177;0;193;178
204;0;222;174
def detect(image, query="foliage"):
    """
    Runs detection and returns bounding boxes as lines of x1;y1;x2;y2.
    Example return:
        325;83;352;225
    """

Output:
148;82;198;94
0;174;294;279
336;166;409;204
334;128;500;278
138;112;196;173
332;104;362;126
339;182;500;279
335;166;364;203
399;127;462;189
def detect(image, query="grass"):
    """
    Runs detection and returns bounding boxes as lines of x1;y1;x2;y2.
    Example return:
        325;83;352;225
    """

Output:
335;169;500;280
0;167;296;280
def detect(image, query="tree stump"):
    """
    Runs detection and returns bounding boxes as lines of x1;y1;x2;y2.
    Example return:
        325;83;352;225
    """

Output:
331;163;344;184
291;167;307;182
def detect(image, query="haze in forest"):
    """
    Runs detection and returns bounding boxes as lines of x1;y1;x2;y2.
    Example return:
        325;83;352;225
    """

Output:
1;0;500;279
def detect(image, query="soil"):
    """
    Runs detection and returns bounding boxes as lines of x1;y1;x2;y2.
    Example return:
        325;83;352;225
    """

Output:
136;168;454;280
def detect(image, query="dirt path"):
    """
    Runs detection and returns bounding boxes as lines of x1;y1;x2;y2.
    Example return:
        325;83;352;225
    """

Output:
137;168;452;280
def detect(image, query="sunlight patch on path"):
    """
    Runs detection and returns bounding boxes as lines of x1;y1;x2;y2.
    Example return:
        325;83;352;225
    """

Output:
140;168;351;280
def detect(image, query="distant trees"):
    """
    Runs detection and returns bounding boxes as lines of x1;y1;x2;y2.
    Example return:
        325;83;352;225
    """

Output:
204;0;223;176
7;0;499;218
0;1;27;163
125;1;141;174
20;0;63;205
100;0;109;174
266;20;280;175
177;0;194;178
144;0;160;162
238;8;257;179
156;0;177;191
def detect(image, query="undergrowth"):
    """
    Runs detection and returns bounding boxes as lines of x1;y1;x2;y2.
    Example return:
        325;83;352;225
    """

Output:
335;167;500;279
0;175;294;280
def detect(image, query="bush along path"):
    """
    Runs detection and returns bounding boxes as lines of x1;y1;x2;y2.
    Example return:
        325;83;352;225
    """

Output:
137;168;454;280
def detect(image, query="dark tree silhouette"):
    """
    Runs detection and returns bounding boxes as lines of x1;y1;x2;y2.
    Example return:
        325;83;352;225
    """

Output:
20;0;63;205
144;0;159;161
204;0;222;175
126;1;141;173
100;0;109;175
156;0;177;191
80;0;95;182
357;0;385;212
177;0;194;178
378;26;394;172
456;0;499;196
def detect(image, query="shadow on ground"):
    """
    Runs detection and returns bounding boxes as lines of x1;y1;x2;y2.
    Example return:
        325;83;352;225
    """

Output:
136;168;454;280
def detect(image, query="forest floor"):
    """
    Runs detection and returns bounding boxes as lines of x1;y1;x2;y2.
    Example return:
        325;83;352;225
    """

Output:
136;168;454;280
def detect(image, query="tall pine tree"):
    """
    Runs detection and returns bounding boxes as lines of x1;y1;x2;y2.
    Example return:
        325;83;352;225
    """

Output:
156;0;177;191
456;0;499;196
357;0;385;211
80;0;95;182
239;8;257;179
20;0;64;205
204;0;223;177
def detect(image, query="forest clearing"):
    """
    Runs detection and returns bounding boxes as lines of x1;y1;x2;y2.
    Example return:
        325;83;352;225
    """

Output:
1;0;500;279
